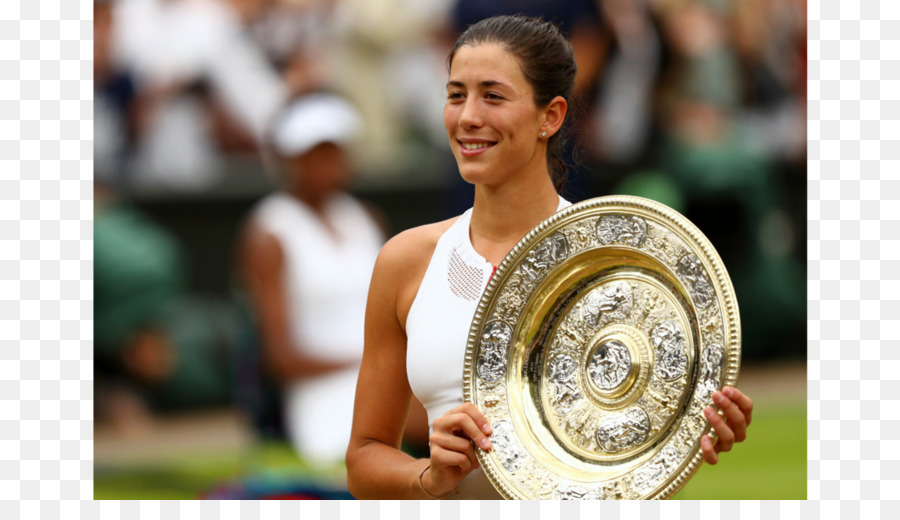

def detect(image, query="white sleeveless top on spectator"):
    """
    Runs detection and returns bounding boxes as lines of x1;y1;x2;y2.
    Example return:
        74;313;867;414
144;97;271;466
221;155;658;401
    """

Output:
251;192;383;464
406;196;570;498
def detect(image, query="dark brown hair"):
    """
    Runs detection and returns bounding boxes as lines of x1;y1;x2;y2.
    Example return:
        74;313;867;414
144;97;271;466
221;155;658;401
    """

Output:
448;15;578;193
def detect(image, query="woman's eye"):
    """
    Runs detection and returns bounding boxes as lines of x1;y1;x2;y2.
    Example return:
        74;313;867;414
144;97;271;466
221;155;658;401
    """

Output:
486;92;504;101
447;92;465;101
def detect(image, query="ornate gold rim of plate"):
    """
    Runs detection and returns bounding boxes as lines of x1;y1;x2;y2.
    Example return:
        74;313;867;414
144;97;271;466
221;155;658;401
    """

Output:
463;195;741;500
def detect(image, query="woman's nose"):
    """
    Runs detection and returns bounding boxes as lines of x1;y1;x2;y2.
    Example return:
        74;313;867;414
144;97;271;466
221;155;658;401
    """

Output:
458;99;483;129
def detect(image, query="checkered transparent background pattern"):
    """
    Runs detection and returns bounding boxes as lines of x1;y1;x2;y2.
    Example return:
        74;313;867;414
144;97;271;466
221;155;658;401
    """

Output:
0;0;895;517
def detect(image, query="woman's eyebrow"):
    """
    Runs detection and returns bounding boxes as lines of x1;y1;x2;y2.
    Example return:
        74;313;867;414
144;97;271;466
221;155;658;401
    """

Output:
446;80;510;89
480;80;507;89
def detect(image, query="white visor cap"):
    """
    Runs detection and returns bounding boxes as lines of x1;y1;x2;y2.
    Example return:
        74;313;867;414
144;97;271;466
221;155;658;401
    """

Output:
271;93;363;157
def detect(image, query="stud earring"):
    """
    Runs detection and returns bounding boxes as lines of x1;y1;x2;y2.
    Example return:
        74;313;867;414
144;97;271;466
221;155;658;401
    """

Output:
541;131;547;137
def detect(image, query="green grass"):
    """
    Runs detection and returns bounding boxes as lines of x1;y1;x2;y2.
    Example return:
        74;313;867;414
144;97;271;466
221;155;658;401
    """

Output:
94;442;323;500
95;455;245;500
95;397;806;500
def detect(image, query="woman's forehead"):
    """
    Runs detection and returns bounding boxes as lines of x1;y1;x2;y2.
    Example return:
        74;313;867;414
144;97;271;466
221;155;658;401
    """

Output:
449;43;526;86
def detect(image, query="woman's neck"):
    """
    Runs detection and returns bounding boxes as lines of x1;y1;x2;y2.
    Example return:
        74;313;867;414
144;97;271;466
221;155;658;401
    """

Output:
469;173;561;266
287;186;330;215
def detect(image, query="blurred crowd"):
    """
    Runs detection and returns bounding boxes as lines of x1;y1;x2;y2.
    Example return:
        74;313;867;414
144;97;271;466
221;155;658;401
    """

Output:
94;0;806;486
95;0;806;192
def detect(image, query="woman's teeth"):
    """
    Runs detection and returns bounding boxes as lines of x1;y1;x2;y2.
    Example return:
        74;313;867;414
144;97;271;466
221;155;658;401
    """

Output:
461;142;493;150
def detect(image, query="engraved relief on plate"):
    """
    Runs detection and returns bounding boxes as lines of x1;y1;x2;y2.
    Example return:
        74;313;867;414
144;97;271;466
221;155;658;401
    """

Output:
676;254;715;310
697;343;724;399
520;232;569;282
599;478;636;500
548;354;582;415
477;321;513;385
595;407;651;453
581;281;633;329
554;483;600;500
650;320;688;381
632;445;681;493
492;283;527;326
561;219;600;254
596;215;648;247
588;340;632;391
491;420;526;473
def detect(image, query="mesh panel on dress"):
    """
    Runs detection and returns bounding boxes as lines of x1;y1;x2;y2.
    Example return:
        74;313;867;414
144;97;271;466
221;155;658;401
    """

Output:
448;246;484;301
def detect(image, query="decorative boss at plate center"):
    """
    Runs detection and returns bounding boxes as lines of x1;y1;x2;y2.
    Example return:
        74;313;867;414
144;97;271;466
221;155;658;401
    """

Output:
587;339;632;393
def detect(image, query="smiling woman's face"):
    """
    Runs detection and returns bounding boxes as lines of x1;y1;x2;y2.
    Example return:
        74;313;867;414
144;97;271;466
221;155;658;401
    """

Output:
444;43;548;189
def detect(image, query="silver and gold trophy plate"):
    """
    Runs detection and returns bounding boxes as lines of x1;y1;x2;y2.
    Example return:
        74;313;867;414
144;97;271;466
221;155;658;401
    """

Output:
463;196;740;500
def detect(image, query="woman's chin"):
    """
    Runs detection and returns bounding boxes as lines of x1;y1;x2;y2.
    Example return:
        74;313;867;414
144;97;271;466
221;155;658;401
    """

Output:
458;165;493;186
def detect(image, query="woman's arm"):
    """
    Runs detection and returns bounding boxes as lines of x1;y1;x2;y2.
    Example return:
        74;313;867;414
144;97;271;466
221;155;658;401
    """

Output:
345;231;431;498
346;226;494;499
238;224;355;383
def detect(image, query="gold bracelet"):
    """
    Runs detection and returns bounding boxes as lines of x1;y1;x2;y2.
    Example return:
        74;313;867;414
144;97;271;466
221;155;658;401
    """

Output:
417;464;442;499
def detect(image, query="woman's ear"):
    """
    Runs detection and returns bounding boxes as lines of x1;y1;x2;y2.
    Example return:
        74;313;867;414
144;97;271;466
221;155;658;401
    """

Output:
540;96;568;138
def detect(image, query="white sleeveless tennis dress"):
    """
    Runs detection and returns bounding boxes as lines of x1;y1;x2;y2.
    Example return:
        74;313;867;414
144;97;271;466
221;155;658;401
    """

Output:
406;197;570;499
251;192;383;464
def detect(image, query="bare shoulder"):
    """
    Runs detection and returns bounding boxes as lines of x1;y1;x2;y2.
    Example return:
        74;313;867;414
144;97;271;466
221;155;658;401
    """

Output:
237;220;282;271
372;217;459;324
376;218;456;271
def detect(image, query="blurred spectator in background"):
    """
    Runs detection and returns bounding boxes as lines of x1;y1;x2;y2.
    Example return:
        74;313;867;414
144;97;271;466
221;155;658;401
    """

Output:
608;0;807;356
249;0;336;98
95;0;240;433
109;0;287;192
591;0;662;165
327;0;458;180
237;93;429;472
731;0;806;161
94;0;139;190
94;182;236;432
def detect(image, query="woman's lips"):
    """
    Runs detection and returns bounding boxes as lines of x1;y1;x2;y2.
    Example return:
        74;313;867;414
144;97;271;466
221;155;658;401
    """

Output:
458;140;496;157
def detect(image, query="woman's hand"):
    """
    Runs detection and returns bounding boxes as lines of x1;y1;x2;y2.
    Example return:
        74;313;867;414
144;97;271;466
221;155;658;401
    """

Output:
701;386;753;465
419;402;493;498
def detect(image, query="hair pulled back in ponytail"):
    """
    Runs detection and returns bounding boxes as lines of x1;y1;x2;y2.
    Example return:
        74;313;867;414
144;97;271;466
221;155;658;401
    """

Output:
448;15;578;193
